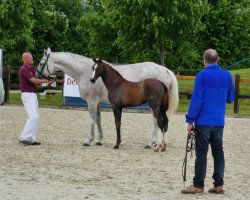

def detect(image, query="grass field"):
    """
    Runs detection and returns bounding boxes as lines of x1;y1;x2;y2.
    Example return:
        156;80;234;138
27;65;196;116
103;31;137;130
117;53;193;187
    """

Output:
7;68;250;116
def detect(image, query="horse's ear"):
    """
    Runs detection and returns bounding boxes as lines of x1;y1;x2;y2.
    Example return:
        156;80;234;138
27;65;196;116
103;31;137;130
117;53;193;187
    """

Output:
93;58;97;63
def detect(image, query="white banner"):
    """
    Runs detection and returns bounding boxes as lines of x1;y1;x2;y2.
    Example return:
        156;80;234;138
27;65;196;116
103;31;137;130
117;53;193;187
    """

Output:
63;74;80;97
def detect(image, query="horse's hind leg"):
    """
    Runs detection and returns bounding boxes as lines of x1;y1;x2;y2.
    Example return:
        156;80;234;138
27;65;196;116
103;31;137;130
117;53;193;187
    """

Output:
150;107;164;152
150;107;169;152
154;128;164;152
144;111;158;149
96;104;104;145
161;132;167;152
160;110;169;152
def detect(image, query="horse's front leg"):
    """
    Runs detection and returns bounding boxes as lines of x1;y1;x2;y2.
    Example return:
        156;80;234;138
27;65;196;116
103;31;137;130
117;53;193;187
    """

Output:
83;101;98;146
113;106;122;149
96;104;104;145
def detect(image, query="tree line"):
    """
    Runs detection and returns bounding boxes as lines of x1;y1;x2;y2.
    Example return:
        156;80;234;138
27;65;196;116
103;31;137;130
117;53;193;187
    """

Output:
0;0;249;70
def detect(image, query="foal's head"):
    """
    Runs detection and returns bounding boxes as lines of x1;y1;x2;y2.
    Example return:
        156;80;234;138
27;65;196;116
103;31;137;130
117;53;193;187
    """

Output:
90;58;107;83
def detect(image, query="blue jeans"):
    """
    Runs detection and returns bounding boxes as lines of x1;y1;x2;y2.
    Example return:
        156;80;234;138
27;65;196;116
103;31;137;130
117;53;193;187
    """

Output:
193;125;224;188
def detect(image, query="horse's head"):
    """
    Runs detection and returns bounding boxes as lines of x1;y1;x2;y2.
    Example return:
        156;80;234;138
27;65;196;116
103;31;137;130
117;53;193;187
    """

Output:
35;47;55;79
90;58;106;84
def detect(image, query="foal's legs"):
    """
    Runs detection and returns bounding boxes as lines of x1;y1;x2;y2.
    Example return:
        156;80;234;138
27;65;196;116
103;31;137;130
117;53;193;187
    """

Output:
161;112;169;151
112;106;122;149
145;111;158;149
151;107;169;151
154;128;164;152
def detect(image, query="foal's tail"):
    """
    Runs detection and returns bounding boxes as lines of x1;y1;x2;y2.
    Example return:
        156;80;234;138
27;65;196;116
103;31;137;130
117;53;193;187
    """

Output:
166;69;179;117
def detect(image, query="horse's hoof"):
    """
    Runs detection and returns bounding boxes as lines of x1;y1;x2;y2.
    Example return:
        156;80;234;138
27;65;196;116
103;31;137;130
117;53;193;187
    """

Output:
113;145;119;149
161;144;167;151
95;142;102;146
144;145;152;149
83;143;90;146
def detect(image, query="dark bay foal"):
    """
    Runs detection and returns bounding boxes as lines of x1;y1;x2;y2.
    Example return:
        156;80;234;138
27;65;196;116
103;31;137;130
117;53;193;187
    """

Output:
90;59;169;151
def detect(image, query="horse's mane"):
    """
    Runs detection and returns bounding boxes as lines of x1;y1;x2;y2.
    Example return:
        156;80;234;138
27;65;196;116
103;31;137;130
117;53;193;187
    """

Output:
103;61;124;79
54;52;93;65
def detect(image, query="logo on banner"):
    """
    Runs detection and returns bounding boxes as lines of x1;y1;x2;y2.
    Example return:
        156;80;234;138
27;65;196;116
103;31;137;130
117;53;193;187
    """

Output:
63;74;80;97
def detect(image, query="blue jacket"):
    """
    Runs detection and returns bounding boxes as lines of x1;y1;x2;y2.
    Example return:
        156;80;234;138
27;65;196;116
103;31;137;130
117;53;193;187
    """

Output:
186;64;235;126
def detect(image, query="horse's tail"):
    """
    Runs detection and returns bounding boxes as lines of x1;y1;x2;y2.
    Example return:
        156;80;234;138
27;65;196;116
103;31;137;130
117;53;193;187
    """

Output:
166;69;179;117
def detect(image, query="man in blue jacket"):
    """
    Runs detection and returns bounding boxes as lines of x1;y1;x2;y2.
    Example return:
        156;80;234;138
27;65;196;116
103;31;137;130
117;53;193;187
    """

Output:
181;49;235;194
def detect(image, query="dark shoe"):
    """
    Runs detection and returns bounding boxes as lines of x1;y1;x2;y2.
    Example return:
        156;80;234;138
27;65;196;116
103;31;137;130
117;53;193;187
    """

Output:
19;140;41;145
32;141;41;145
181;185;204;194
19;140;32;145
208;186;224;194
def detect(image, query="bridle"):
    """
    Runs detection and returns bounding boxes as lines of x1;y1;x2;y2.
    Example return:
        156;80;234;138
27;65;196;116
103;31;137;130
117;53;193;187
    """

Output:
91;62;96;71
36;53;55;80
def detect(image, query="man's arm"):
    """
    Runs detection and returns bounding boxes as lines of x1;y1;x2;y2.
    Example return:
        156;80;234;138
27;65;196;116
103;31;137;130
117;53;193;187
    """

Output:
29;77;54;85
227;74;235;104
185;73;204;124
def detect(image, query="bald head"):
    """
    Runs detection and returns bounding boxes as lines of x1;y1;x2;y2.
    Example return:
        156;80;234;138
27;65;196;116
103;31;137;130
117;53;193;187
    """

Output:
22;52;33;66
203;49;219;65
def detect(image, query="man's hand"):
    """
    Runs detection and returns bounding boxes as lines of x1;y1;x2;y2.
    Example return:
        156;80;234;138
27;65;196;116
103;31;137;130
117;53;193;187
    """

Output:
55;79;64;84
48;79;55;84
187;123;195;134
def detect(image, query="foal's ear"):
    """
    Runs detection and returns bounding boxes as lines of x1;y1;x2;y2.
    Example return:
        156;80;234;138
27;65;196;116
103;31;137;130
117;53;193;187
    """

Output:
93;58;103;64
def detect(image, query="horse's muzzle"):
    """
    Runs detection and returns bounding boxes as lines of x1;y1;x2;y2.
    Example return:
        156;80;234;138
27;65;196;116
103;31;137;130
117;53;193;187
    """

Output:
90;79;95;84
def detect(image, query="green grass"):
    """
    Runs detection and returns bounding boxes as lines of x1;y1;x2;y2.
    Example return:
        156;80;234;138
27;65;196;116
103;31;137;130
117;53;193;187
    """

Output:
8;92;64;107
7;68;250;116
230;68;250;78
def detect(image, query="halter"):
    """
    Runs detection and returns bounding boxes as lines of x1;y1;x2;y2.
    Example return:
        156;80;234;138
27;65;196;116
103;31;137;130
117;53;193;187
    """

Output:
91;62;96;71
36;53;55;80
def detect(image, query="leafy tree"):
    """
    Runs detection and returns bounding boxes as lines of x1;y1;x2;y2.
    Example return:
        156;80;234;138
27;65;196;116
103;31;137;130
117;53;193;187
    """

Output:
77;0;119;61
0;0;34;66
0;0;249;72
31;0;68;62
102;0;206;68
199;0;250;69
52;0;86;54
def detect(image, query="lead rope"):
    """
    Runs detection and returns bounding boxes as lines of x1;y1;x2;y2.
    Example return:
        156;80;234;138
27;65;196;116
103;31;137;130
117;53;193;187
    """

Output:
182;130;196;189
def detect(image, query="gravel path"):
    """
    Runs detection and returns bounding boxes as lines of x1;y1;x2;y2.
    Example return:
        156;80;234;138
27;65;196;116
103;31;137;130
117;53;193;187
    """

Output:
0;105;249;200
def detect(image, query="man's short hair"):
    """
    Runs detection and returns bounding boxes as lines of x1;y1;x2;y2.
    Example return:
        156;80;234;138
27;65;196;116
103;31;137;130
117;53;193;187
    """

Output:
203;49;219;64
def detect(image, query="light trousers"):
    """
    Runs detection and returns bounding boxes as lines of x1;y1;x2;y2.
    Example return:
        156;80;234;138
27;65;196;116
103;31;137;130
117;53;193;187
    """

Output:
19;92;40;143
